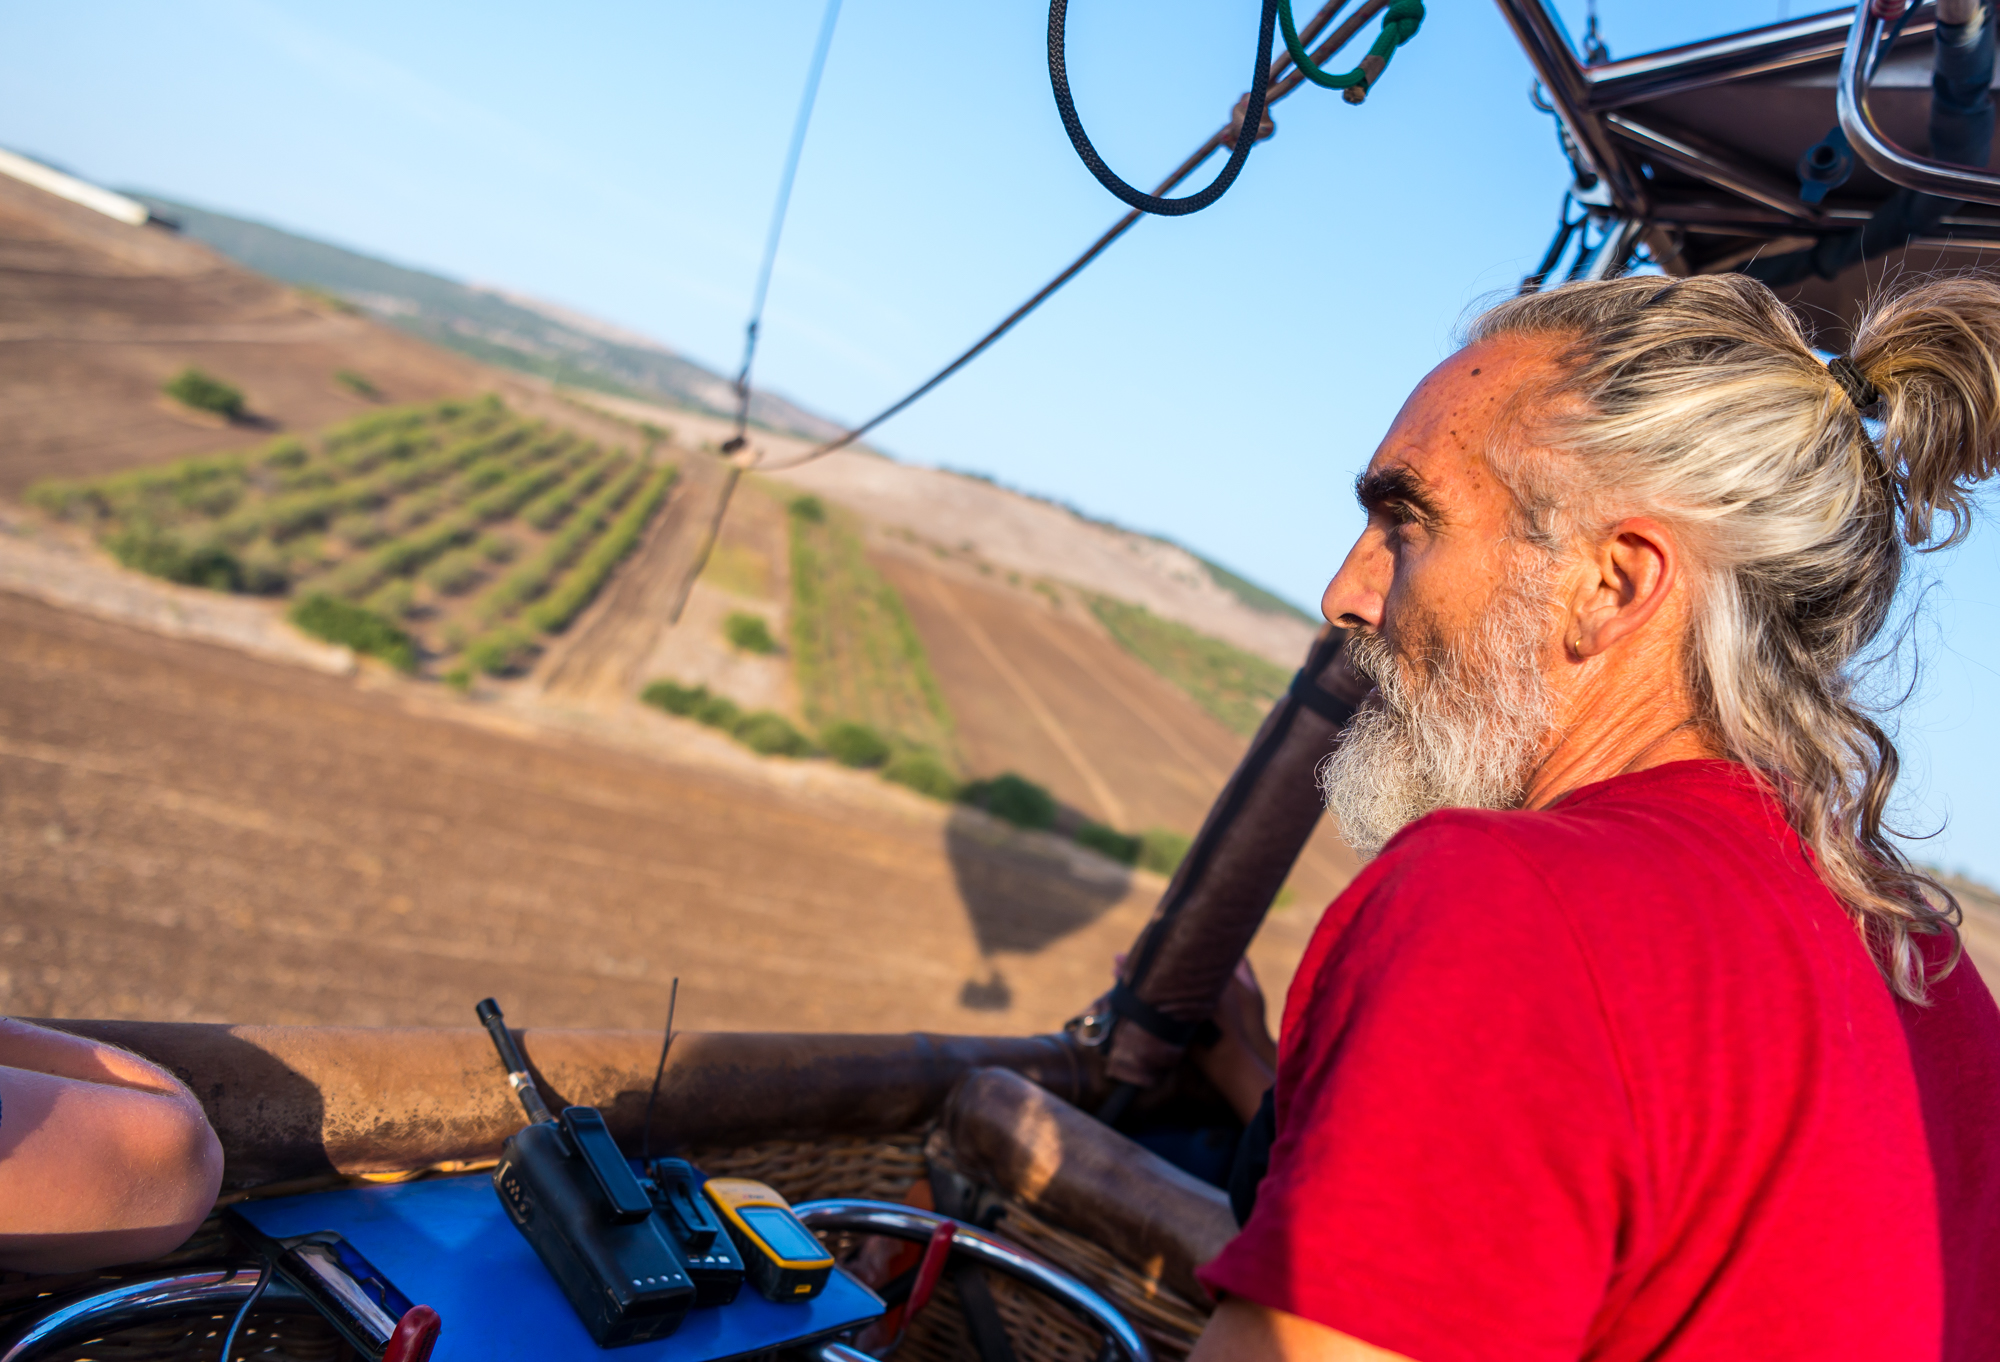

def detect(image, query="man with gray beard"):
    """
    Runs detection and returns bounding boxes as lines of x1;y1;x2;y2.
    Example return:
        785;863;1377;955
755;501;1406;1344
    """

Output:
1318;552;1562;857
1187;275;2000;1362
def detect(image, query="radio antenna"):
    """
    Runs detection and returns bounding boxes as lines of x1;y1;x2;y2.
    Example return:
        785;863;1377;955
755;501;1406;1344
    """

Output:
640;978;679;1166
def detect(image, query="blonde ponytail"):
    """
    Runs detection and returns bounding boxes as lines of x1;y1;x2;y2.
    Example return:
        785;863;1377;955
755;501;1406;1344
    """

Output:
1850;278;2000;548
1468;273;2000;1002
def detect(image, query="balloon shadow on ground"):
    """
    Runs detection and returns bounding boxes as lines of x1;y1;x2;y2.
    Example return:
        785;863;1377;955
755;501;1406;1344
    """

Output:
943;808;1130;1011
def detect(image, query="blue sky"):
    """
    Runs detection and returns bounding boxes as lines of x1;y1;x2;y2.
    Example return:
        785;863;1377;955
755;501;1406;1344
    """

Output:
6;1;1999;886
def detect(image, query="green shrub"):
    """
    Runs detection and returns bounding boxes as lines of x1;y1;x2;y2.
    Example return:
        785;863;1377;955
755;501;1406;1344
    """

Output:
961;772;1057;830
24;478;91;519
639;679;741;732
260;438;310;470
883;750;960;801
821;721;890;769
289;594;416;670
694;693;742;730
641;679;706;716
464;626;536;676
732;710;811;757
389;490;443;532
1076;823;1141;865
367;578;417;620
521;447;610;530
333;511;386;547
723;611;779;655
788;494;826;524
335;369;381;399
478;533;519;564
104;528;242;591
277;465;335;493
237;542;289;595
162;367;245;420
1138;828;1193;877
424;547;485;596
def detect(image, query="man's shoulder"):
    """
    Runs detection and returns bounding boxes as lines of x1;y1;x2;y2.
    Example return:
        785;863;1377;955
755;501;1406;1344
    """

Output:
1363;761;1785;908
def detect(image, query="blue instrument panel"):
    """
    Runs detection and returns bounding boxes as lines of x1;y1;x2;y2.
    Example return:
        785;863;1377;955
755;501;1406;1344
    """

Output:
229;1175;883;1362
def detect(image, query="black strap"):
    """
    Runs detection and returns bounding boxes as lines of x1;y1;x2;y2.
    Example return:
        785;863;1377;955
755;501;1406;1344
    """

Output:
1107;979;1221;1048
951;1262;1020;1362
1289;668;1357;728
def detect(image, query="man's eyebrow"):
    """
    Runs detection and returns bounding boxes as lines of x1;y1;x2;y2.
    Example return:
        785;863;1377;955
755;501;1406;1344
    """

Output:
1354;466;1444;524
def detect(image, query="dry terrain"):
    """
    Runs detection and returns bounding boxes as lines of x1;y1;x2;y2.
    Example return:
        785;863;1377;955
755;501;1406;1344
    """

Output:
0;169;1336;1033
0;591;1270;1032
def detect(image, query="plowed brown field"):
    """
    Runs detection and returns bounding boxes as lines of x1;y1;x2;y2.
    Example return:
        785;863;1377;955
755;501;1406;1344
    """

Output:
0;591;1192;1033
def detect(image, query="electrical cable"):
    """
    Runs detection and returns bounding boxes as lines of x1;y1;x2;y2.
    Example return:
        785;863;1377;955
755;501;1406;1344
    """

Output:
1047;0;1279;217
754;0;1373;472
724;0;844;454
219;1261;273;1362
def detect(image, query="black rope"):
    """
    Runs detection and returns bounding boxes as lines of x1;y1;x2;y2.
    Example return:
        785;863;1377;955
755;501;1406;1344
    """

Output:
758;0;1349;472
1047;0;1280;217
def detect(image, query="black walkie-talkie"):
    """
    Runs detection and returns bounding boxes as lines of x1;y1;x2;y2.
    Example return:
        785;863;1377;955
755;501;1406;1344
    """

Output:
477;999;695;1347
646;1158;745;1308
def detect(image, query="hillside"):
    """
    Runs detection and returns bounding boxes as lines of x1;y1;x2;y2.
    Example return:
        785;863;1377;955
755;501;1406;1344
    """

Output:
130;193;846;444
0;163;1352;1033
122;193;1321;638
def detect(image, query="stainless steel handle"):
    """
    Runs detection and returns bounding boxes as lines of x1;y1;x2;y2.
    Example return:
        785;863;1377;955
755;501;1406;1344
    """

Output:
1838;0;2000;203
0;1268;302;1362
792;1199;1153;1362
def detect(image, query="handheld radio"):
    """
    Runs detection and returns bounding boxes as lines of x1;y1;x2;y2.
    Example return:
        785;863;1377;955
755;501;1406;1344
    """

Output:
645;1158;745;1307
477;998;695;1346
702;1178;834;1302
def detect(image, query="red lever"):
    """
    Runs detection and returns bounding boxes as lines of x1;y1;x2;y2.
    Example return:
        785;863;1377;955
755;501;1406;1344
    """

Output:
903;1221;957;1322
382;1304;441;1362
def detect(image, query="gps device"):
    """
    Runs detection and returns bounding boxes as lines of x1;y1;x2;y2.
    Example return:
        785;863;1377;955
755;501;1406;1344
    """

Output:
701;1178;834;1302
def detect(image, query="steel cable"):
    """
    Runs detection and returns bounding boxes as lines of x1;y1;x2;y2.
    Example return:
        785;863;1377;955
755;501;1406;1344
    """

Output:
754;0;1371;472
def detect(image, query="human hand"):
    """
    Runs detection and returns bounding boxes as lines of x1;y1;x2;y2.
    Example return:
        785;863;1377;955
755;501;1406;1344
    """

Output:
1194;958;1278;1124
1870;0;1908;18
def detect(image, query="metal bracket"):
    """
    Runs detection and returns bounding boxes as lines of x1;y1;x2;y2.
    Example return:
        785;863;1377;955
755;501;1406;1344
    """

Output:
1839;0;2000;205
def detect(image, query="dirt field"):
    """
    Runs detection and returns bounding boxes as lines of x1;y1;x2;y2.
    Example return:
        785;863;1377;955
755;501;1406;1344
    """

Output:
0;590;1298;1033
0;172;638;499
876;550;1358;910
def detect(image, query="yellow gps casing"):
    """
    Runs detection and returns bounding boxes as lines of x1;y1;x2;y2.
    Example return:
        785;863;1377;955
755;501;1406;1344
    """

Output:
701;1177;833;1302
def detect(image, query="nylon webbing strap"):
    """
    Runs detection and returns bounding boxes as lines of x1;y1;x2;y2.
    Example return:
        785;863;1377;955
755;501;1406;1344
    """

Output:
1107;979;1220;1048
1289;669;1358;728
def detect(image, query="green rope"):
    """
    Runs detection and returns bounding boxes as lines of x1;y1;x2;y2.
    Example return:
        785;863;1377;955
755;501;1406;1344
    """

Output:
1278;0;1424;103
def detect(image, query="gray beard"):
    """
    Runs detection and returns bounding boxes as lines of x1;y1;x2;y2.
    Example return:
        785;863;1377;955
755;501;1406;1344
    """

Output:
1318;566;1562;858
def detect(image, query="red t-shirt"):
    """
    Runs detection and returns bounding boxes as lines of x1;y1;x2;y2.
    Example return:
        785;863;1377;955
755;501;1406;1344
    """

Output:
1198;760;2000;1361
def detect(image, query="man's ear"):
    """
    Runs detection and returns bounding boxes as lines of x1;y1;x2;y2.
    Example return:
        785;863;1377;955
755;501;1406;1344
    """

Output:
1568;517;1677;658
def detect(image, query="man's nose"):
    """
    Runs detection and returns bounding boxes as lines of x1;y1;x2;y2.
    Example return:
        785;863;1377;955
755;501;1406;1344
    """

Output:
1322;536;1386;630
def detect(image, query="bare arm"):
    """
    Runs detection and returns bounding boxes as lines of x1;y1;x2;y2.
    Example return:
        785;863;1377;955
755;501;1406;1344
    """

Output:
0;1019;224;1273
1191;1298;1418;1362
